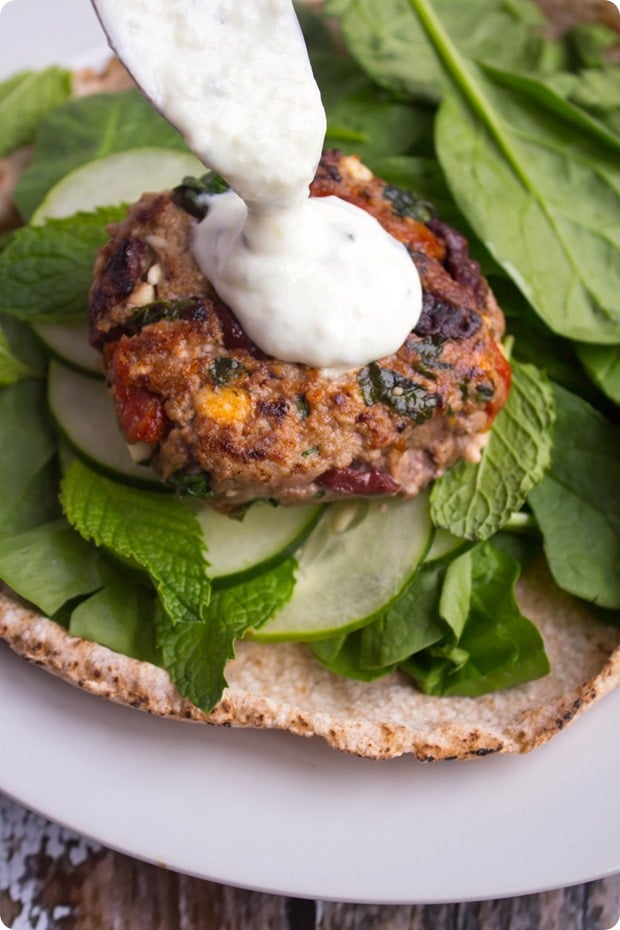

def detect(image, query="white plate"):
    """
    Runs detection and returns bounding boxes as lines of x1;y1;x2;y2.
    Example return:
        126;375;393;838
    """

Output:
1;643;620;904
2;0;620;906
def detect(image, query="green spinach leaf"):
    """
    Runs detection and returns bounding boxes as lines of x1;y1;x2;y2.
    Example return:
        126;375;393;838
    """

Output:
0;381;59;534
402;543;549;696
69;559;160;663
0;325;37;385
333;0;550;103
528;384;620;609
0;519;102;616
576;344;620;405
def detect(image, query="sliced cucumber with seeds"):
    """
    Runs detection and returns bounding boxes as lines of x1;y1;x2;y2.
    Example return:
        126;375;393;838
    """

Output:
48;360;162;489
253;492;433;642
192;500;323;587
31;146;205;222
34;320;102;377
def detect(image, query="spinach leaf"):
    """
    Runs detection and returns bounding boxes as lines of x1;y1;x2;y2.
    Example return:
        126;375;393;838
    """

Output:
14;90;189;220
494;277;606;407
156;559;296;711
69;559;160;664
528;384;620;609
547;66;620;136
402;543;549;696
333;0;550;103
0;206;125;322
576;344;620;405
0;381;59;534
312;542;549;696
311;628;397;681
0;67;70;158
431;361;555;540
358;560;445;668
0;325;37;385
0;519;102;616
413;0;620;345
567;23;620;69
60;460;211;625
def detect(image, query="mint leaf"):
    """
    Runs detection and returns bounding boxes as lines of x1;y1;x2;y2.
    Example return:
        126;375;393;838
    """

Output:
156;559;296;711
0;381;59;534
431;360;555;540
0;207;125;322
402;543;549;696
14;89;190;220
0;519;102;616
0;67;70;158
529;385;620;609
60;460;211;625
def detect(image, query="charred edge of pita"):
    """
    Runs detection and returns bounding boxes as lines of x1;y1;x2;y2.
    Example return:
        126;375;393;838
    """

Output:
1;563;619;762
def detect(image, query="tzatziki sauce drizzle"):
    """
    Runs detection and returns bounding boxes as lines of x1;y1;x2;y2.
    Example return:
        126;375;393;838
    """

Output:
92;0;422;370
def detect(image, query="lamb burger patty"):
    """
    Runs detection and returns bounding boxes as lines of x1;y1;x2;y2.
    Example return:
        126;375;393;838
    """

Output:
89;151;511;510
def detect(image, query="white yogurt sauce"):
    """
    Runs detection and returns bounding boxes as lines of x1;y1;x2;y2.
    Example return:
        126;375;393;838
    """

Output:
92;0;422;369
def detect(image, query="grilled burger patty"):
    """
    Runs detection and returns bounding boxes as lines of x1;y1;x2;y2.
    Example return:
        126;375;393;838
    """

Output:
89;151;511;510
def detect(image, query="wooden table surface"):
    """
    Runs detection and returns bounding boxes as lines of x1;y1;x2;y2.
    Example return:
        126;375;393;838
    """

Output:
1;793;618;930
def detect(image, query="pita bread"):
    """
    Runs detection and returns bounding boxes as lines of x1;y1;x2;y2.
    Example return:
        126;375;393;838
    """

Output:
2;560;619;760
1;3;619;761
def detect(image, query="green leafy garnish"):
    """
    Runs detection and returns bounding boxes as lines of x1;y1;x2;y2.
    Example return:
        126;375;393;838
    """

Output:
0;381;58;534
60;460;211;625
0;67;71;158
156;559;296;711
402;543;550;696
14;89;191;220
431;361;555;540
529;385;620;610
312;543;549;695
69;560;160;664
0;519;102;617
0;207;126;323
0;325;37;385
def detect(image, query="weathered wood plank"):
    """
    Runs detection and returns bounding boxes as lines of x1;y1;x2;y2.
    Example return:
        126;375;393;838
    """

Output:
1;793;619;930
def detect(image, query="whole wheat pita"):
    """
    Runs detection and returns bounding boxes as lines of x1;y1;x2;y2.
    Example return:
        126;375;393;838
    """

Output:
2;560;619;761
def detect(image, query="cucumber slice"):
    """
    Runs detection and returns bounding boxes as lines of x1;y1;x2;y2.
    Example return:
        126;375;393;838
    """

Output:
425;527;469;564
48;360;162;489
254;493;433;642
192;501;323;587
32;147;205;222
34;320;102;377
